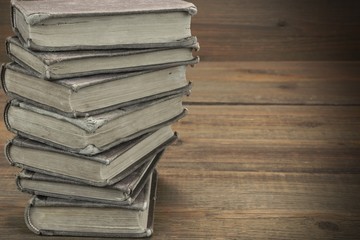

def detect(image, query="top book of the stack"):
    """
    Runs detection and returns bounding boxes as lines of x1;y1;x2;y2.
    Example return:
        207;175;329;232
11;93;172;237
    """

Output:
10;0;197;51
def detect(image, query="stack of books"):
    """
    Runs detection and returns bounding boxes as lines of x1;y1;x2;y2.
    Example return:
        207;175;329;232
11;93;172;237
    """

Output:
1;0;198;237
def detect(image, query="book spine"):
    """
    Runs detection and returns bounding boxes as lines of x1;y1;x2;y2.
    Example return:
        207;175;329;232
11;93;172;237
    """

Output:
24;198;41;235
4;140;16;166
15;176;28;193
10;5;33;48
0;64;8;93
3;102;15;135
10;4;18;36
15;170;35;193
5;37;11;57
15;173;23;191
145;170;158;237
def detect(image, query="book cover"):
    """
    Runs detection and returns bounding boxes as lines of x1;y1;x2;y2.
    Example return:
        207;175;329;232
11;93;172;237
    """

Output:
4;95;186;154
6;36;199;80
1;61;195;116
16;149;162;205
6;127;175;186
24;171;158;237
11;0;197;50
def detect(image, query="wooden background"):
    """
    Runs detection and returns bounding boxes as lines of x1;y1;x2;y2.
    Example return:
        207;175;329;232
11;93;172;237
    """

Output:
1;0;360;239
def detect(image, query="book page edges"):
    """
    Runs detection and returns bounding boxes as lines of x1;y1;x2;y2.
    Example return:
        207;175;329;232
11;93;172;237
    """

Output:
26;35;199;52
7;81;192;118
12;0;196;25
24;186;156;237
8;35;198;64
11;135;174;187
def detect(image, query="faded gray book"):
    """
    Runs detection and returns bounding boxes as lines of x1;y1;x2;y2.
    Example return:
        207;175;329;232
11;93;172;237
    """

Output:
4;95;186;154
24;171;158;238
11;0;197;51
6;36;199;80
6;126;175;186
16;149;162;205
1;62;195;116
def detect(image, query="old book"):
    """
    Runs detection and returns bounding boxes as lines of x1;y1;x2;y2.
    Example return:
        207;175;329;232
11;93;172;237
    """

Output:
6;36;199;80
1;62;195;116
6;126;174;186
11;0;197;51
16;149;162;205
25;171;158;237
4;95;186;154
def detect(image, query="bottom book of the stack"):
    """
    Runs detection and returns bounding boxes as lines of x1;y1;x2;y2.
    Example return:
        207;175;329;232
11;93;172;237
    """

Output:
24;170;158;238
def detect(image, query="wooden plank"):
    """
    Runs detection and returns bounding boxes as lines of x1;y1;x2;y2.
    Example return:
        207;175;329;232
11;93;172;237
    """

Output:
186;61;360;105
164;105;360;173
153;171;360;239
190;0;360;61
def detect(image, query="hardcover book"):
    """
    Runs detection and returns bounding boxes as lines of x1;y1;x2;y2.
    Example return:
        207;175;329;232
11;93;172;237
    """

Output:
6;126;175;186
11;0;197;51
1;62;194;116
4;95;186;154
16;150;162;205
24;171;158;237
6;36;199;80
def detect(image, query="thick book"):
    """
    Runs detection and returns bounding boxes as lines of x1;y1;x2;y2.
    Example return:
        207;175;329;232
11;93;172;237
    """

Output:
6;36;199;80
6;126;174;186
16;149;162;205
11;0;197;51
24;171;158;237
4;95;186;154
1;62;194;116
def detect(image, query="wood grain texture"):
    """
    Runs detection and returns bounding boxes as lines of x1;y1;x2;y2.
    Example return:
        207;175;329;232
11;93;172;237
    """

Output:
186;61;360;105
167;105;360;174
158;104;360;239
190;0;360;61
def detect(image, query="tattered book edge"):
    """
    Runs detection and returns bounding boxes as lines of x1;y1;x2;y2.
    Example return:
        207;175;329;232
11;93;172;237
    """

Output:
24;171;157;237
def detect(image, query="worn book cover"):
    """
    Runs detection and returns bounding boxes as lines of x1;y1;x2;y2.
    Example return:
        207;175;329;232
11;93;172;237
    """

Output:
6;36;199;80
1;62;195;116
11;0;197;51
24;171;158;237
16;149;162;205
4;94;186;154
6;126;175;186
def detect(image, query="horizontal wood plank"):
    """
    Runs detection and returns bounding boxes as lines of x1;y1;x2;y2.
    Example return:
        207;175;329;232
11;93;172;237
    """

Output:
191;0;360;61
154;171;360;239
165;105;360;173
186;61;360;105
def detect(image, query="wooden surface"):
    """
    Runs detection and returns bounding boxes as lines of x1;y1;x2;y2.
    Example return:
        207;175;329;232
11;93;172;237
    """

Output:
1;0;360;239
